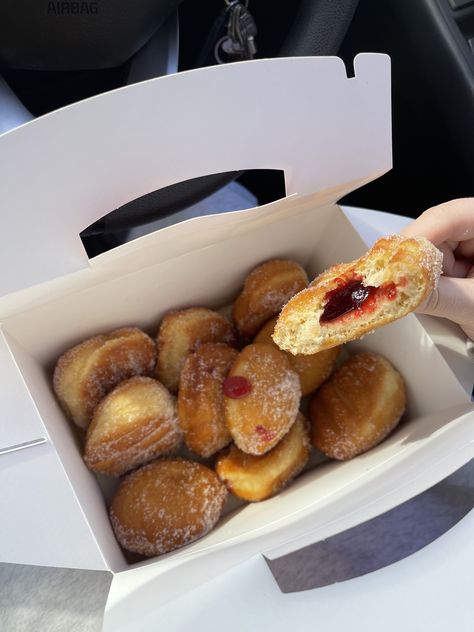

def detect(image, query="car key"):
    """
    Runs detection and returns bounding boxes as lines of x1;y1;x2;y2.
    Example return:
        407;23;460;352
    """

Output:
215;1;258;63
234;3;258;59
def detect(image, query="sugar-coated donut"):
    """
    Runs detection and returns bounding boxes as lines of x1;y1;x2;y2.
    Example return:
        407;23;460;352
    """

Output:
309;352;406;460
224;343;301;455
156;307;237;393
110;459;227;556
254;316;340;396
216;412;310;501
232;259;308;339
177;343;238;458
53;327;156;429
84;377;181;476
273;236;443;355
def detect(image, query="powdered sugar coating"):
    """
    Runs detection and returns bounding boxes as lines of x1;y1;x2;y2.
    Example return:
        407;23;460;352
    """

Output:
256;284;306;312
310;352;406;460
84;376;182;476
216;412;311;501
224;343;301;455
177;343;237;457
273;235;444;356
254;316;341;396
410;236;443;288
232;259;308;338
156;307;237;393
110;459;227;556
53;327;156;428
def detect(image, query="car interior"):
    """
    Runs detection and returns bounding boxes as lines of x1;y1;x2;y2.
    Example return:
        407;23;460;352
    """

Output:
0;5;473;628
0;0;472;256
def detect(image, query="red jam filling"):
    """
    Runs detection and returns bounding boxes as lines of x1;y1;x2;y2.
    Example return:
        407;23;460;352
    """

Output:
255;425;276;441
320;277;397;323
223;376;252;398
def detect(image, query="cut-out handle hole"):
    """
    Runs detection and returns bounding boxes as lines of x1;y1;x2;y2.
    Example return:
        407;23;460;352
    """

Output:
81;169;285;257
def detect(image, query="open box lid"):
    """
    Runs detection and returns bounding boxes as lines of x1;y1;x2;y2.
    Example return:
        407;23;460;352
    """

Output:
0;54;472;582
0;54;391;304
0;54;394;572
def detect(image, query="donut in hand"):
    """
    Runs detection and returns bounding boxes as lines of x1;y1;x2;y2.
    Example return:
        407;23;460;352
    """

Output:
273;236;442;355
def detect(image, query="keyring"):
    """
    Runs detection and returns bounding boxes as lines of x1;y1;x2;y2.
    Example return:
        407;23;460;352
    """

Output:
224;0;248;8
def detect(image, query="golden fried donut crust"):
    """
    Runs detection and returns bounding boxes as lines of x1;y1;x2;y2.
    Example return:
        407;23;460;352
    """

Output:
156;307;237;393
273;236;443;355
232;259;308;339
224;343;301;455
177;343;238;458
310;352;406;460
216;412;311;501
53;327;156;429
254;316;340;396
84;377;181;476
110;459;227;556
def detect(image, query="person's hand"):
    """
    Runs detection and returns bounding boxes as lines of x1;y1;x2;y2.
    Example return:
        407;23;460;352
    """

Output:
401;198;474;341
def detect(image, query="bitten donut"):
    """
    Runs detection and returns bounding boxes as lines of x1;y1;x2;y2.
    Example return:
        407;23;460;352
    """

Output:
110;459;227;556
216;412;311;502
156;307;237;393
223;343;301;455
53;327;156;429
84;377;181;476
273;236;443;355
177;343;238;458
232;259;308;339
254;316;340;396
309;352;406;460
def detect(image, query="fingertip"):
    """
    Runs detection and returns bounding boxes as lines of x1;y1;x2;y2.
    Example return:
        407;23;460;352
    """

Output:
400;198;474;245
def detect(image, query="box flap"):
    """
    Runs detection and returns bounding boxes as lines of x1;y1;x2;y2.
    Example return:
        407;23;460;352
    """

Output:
0;438;110;570
0;327;126;571
105;511;474;632
0;328;48;451
0;54;391;300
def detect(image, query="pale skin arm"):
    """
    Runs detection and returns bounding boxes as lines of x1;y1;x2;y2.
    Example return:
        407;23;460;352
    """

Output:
400;198;474;341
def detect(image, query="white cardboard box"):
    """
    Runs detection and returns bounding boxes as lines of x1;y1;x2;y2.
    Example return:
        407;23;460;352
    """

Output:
0;55;472;628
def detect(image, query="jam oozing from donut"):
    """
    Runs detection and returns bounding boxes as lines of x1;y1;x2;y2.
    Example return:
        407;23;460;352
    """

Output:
223;376;252;398
255;425;276;442
320;278;397;323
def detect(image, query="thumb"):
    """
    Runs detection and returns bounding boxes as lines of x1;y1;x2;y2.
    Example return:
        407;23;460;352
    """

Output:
417;276;474;340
